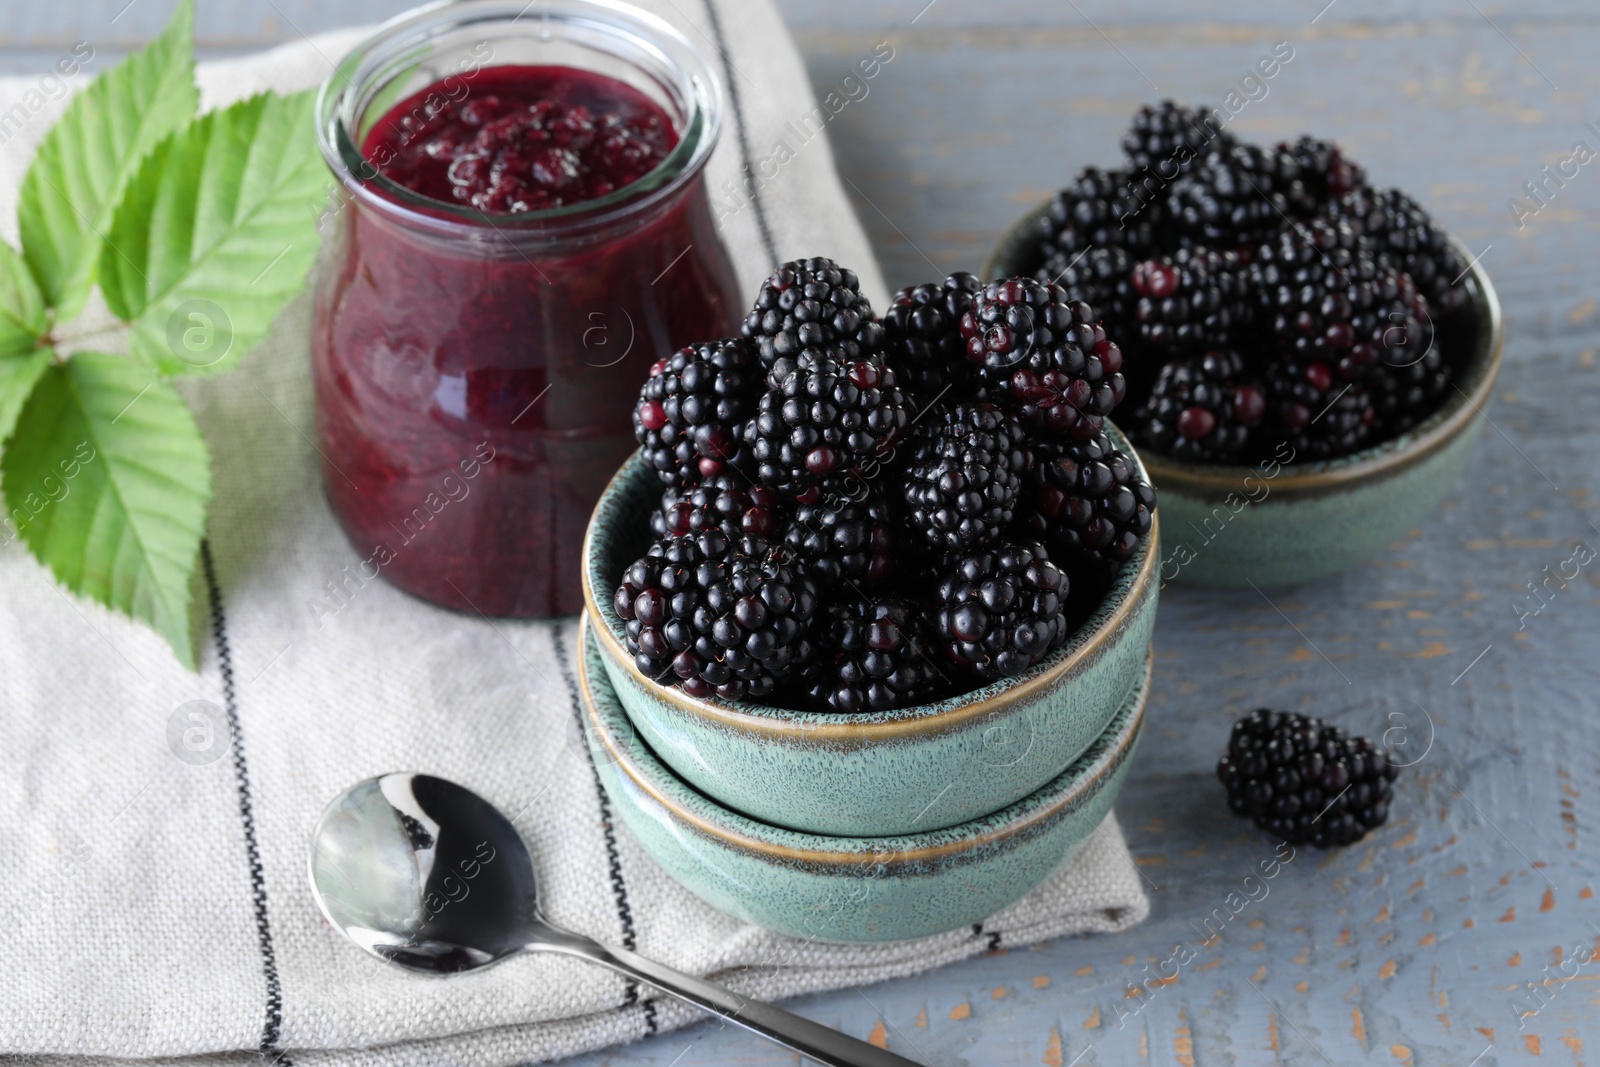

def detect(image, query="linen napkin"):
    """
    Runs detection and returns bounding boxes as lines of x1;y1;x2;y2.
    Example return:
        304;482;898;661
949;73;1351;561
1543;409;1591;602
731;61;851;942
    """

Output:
0;2;1149;1064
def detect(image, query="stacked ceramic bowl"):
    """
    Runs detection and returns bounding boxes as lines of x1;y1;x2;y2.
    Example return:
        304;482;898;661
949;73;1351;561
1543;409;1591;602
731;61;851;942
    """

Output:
579;436;1160;943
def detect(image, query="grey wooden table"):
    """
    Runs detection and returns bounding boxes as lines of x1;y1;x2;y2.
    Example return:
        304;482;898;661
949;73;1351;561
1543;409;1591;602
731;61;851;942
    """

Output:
7;2;1598;1064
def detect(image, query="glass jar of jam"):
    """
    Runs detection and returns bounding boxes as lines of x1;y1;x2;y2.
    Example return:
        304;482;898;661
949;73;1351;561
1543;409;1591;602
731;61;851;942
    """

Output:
312;0;741;618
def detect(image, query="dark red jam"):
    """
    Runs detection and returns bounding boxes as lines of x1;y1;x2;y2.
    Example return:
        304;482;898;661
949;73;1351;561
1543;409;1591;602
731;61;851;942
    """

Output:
369;66;676;212
312;65;741;618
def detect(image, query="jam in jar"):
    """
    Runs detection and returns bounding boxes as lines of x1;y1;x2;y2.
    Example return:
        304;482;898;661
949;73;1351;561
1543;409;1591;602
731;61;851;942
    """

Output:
312;1;740;617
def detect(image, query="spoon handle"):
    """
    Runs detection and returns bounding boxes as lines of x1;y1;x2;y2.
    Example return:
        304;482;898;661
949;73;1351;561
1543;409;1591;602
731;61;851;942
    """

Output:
537;930;925;1066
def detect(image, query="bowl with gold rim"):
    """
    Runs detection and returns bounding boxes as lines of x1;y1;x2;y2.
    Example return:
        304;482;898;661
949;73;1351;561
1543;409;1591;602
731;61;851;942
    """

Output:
580;432;1160;838
578;614;1148;942
985;200;1503;588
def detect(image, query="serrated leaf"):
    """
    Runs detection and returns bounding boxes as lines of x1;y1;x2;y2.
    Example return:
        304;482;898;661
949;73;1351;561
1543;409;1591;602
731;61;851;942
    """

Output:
2;352;211;667
0;240;50;444
0;351;52;449
0;240;47;351
18;0;196;318
99;89;331;377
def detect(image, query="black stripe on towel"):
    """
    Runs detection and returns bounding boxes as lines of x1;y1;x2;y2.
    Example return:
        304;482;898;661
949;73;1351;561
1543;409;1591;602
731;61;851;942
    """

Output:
552;626;658;1036
201;541;290;1063
702;0;780;267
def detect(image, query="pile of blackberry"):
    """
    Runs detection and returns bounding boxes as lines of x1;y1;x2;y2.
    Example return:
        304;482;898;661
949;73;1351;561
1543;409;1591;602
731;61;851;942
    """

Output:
1034;101;1470;463
622;257;1157;712
1217;709;1400;848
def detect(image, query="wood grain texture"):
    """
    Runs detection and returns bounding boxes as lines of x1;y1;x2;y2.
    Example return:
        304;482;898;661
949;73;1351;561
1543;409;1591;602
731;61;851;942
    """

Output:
5;2;1599;1064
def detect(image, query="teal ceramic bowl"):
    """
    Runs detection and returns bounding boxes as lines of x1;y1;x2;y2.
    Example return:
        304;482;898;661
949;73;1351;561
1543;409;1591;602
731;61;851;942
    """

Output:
581;433;1159;838
986;200;1504;588
579;615;1148;942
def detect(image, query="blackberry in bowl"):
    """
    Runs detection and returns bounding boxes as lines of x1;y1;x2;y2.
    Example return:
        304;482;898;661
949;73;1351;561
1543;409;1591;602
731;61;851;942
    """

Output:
582;430;1158;837
986;104;1503;587
587;246;1160;836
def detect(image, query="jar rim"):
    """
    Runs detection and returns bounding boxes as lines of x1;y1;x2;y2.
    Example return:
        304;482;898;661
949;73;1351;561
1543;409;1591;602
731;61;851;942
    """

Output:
316;0;724;235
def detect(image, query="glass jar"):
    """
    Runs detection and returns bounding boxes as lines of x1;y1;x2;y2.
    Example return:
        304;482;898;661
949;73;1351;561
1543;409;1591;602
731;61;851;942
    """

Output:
312;0;741;618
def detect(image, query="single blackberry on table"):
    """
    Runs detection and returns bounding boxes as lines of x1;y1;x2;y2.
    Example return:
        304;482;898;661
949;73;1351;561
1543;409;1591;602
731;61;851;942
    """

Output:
613;531;818;700
1133;349;1266;462
1367;345;1452;435
929;541;1070;681
1325;187;1469;315
745;349;910;501
1131;246;1250;353
1165;142;1301;250
799;593;946;713
899;403;1032;559
633;338;759;486
1265;359;1377;460
741;257;885;368
1037;166;1159;258
652;474;784;542
781;485;897;588
1278;135;1367;210
1251;218;1434;383
1121;100;1233;185
1217;708;1399;848
1020;431;1156;570
881;272;982;408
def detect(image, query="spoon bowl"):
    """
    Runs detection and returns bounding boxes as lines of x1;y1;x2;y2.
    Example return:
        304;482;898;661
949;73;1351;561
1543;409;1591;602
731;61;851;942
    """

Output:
309;773;541;973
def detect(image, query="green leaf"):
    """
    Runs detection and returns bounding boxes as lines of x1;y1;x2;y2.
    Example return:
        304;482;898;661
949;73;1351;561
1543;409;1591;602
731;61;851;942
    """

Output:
0;241;50;444
0;351;52;449
2;352;211;667
17;0;197;318
0;239;47;350
99;89;331;377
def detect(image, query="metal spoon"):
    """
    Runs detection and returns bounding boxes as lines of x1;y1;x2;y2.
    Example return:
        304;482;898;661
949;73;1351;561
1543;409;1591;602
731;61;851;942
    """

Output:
309;772;923;1067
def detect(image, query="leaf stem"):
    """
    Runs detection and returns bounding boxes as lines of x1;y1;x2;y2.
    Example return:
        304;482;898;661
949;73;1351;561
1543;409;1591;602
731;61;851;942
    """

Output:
48;320;132;351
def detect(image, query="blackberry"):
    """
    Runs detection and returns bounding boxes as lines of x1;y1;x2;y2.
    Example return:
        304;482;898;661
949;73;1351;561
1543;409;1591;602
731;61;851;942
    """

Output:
1133;349;1266;462
899;403;1031;558
959;276;1068;378
1038;166;1159;258
881;272;982;408
613;532;818;700
799;593;945;713
741;257;885;368
1040;245;1136;329
960;279;1125;421
1006;318;1127;435
1251;219;1434;383
929;541;1070;681
1021;431;1156;569
1326;187;1469;315
1265;359;1376;460
1121;100;1233;186
781;485;896;588
1217;709;1399;848
652;474;784;542
1166;142;1301;250
1279;135;1366;210
1131;247;1250;352
1367;345;1451;435
633;338;759;486
745;349;910;502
